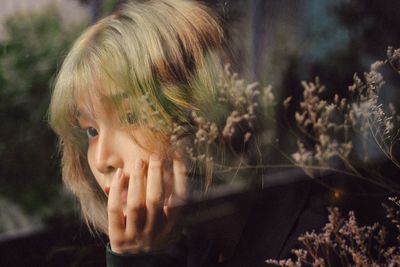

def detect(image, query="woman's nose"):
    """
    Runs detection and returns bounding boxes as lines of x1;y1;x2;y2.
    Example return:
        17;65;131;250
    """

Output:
94;131;123;174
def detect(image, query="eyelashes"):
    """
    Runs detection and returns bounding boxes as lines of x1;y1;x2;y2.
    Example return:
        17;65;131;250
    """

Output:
78;111;137;142
126;112;136;124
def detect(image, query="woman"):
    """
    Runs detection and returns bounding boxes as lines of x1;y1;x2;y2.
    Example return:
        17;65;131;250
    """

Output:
49;0;333;266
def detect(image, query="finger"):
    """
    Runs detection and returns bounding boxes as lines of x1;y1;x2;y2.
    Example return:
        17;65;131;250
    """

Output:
107;168;126;240
173;155;188;202
163;163;174;204
163;156;188;219
125;159;146;238
143;154;164;246
163;194;177;220
146;154;164;209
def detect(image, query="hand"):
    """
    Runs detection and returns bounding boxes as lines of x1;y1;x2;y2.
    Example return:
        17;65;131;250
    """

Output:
107;154;188;254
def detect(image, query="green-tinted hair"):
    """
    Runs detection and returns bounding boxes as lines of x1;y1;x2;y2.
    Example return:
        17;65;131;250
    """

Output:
49;0;224;234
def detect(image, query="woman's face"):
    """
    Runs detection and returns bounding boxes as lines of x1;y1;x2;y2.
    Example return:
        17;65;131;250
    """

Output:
76;94;163;212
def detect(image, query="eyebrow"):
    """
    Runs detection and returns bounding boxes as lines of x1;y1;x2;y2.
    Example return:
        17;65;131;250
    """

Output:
75;109;95;121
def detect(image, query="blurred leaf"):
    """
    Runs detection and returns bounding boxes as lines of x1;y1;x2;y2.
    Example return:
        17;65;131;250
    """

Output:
0;5;83;219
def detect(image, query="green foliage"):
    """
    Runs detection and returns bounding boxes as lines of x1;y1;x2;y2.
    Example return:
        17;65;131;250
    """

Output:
101;0;120;15
0;6;82;218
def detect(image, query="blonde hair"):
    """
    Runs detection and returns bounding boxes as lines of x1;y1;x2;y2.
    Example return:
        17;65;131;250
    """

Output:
49;0;224;234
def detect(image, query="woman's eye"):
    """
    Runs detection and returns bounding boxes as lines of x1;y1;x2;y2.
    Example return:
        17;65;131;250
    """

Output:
86;127;98;139
126;112;136;124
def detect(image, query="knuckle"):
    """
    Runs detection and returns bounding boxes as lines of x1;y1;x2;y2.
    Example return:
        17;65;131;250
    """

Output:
142;228;152;240
124;231;136;241
127;203;145;214
107;204;120;214
146;197;161;208
149;164;162;173
110;234;125;244
175;169;187;177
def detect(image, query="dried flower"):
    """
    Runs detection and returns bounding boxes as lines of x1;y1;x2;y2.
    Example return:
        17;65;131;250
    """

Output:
267;203;400;267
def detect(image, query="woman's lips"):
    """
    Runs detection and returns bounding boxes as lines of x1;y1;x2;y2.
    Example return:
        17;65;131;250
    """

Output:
104;187;110;196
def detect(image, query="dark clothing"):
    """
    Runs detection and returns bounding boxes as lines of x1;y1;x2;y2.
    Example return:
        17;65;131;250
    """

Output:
214;179;312;266
106;178;387;267
106;243;187;267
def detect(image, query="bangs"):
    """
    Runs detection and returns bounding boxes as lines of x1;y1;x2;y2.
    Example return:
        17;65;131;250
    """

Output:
49;46;169;154
49;49;106;144
50;0;224;146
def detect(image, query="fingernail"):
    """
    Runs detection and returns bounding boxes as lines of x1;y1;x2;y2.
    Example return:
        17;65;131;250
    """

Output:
134;159;143;170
